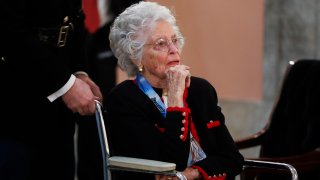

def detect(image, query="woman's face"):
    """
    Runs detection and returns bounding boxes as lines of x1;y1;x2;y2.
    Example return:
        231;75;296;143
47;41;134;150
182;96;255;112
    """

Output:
141;20;182;83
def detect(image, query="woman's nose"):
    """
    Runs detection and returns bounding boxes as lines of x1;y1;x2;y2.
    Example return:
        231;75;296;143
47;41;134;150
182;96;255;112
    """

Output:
168;42;179;54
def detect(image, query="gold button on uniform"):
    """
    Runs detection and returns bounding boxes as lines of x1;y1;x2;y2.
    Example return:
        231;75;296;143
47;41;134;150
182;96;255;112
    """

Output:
64;16;69;23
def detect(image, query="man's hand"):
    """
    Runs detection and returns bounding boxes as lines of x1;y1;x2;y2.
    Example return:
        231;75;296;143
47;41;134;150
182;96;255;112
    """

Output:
62;77;101;115
76;73;103;101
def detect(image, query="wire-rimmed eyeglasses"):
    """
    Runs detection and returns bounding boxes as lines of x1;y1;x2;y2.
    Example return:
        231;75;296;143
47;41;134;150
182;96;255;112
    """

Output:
145;37;183;52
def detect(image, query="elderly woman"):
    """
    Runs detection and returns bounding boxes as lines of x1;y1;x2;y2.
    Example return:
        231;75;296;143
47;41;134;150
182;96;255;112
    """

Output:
106;1;244;180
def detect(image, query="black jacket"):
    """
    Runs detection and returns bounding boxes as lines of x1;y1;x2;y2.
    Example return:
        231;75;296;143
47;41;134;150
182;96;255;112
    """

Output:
0;0;87;179
105;76;244;180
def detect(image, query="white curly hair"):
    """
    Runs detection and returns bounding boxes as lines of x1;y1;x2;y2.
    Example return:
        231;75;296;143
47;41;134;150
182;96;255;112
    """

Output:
109;1;185;77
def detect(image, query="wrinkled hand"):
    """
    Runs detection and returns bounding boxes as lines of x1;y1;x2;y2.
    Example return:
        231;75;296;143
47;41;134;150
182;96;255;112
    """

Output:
166;65;191;107
155;174;178;180
62;77;101;116
155;168;201;180
182;167;202;180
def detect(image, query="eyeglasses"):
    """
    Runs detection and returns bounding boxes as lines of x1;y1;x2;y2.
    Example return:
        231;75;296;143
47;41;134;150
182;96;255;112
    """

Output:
145;37;183;52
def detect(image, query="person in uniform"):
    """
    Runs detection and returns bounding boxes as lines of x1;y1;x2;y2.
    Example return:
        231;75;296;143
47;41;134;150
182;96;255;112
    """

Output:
0;0;102;180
